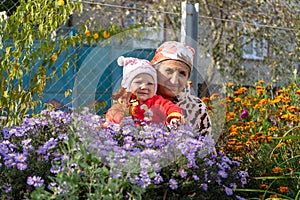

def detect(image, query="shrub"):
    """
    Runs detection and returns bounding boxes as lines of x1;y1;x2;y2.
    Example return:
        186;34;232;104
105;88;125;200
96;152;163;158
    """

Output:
0;107;249;199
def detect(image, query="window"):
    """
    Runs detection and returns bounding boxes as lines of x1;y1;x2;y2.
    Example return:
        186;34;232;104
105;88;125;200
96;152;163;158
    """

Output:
242;37;268;60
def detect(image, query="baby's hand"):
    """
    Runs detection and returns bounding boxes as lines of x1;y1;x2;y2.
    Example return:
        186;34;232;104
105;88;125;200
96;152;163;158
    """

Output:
170;118;180;125
167;118;181;130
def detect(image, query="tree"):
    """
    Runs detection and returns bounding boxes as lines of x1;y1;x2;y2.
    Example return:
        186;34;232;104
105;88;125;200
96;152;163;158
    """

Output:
0;0;83;125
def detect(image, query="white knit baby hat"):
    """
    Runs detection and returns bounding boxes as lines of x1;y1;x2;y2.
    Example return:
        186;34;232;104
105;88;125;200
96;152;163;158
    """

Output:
117;56;157;94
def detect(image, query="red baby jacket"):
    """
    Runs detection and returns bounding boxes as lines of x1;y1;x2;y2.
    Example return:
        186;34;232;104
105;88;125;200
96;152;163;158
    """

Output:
106;94;183;125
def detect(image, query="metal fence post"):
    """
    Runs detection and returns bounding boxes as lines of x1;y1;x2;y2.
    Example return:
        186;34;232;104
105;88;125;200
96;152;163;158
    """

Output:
181;1;199;94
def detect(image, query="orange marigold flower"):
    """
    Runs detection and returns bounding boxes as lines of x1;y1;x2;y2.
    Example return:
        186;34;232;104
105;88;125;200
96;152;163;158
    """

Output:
256;88;265;95
51;54;57;61
241;132;249;138
229;131;239;137
227;83;234;87
254;104;261;109
238;87;248;93
207;105;214;110
277;186;289;193
276;142;285;149
281;113;298;121
226;112;235;121
229;125;238;132
245;140;252;146
259;184;268;189
202;97;210;103
286;167;294;173
235;145;243;151
275;89;285;95
93;33;99;39
259;99;268;105
269;126;278;131
269;194;280;198
85;30;91;37
287;106;298;112
259;108;265;112
256;86;263;90
296;89;300;94
233;91;241;96
57;0;65;6
234;97;242;103
272;167;283;173
103;30;110;38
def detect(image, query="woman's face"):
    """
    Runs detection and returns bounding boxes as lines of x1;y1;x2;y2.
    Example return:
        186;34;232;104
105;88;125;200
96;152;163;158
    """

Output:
156;60;190;98
129;73;156;102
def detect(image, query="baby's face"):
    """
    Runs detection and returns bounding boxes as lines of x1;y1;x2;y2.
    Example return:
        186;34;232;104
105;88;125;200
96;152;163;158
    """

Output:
129;73;155;101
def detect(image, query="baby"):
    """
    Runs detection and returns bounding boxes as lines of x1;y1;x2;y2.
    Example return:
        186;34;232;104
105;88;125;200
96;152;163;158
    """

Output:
105;56;184;125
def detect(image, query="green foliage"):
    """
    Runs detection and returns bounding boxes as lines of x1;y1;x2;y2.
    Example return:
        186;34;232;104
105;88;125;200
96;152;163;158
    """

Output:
0;0;82;126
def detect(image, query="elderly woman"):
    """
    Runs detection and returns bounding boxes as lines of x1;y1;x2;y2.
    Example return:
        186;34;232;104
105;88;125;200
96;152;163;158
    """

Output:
150;41;212;136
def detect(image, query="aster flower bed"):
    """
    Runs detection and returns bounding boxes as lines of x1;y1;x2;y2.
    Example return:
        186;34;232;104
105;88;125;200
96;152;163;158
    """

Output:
205;81;300;200
0;107;248;199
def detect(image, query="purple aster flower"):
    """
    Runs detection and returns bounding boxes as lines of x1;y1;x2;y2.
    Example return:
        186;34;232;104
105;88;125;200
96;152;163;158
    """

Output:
2;127;11;139
58;134;68;140
153;163;161;172
36;146;47;155
17;162;28;170
110;170;122;178
239;109;249;119
169;179;178;190
14;127;25;137
27;176;44;187
221;155;230;163
192;174;200;181
48;182;58;190
140;159;152;170
61;154;70;162
44;138;57;150
201;183;208;191
155;137;165;147
223;185;233;196
241;177;247;187
140;177;151;188
154;173;163;184
34;176;44;187
22;138;33;150
144;139;154;148
205;159;215;167
4;159;16;167
236;195;246;200
179;168;188;178
50;165;62;174
238;171;249;178
0;143;9;155
129;175;140;185
218;170;228;178
27;176;35;186
8;128;17;136
14;153;27;162
220;162;230;170
2;183;12;193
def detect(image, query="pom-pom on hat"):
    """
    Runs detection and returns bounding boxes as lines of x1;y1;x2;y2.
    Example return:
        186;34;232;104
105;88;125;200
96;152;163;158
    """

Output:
118;56;157;94
150;41;195;77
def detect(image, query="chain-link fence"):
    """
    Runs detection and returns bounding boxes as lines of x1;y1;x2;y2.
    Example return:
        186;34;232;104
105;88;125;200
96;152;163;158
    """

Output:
1;0;299;117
